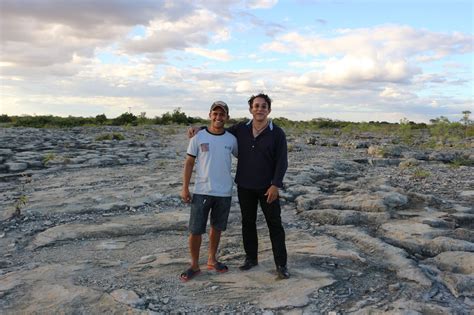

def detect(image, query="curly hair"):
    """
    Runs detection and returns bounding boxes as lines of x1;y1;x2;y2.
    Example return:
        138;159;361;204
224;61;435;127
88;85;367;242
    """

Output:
248;93;272;110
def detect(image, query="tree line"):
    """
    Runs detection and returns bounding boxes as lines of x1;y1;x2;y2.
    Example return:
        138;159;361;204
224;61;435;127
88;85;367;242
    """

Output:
0;109;472;136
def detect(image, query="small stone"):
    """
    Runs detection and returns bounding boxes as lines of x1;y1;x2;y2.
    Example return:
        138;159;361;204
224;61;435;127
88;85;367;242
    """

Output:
162;297;170;304
389;283;401;292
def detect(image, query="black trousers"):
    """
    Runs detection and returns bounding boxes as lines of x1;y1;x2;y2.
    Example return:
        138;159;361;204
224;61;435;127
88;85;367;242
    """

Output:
237;186;287;267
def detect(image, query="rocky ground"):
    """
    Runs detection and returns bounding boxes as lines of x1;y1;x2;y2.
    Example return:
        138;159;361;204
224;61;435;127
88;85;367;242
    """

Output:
0;125;473;314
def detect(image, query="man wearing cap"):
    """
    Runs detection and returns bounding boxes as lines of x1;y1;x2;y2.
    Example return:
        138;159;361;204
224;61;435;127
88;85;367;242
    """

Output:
180;101;238;282
188;93;290;280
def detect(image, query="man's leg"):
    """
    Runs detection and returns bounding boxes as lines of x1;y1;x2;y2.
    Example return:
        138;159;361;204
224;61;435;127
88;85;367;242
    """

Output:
207;226;221;266
237;186;259;269
259;193;287;268
189;233;202;271
207;196;231;272
187;194;210;272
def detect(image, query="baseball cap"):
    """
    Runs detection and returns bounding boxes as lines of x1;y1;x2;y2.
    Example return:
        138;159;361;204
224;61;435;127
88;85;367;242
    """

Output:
210;101;229;115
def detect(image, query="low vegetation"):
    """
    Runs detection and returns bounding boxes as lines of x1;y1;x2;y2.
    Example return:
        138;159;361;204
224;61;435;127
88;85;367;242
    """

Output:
412;168;431;179
0;108;206;128
1;110;472;149
95;133;126;141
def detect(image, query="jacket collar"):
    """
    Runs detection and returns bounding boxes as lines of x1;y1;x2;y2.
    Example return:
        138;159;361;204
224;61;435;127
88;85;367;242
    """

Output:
246;119;273;131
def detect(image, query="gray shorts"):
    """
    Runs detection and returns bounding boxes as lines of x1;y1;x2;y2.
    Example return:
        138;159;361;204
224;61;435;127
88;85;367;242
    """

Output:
189;194;231;235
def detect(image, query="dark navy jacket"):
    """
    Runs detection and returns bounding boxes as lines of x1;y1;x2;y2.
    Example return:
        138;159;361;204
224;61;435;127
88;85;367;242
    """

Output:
228;120;288;190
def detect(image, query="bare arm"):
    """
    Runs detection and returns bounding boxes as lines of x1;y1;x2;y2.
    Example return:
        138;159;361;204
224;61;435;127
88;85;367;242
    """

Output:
187;126;202;139
181;155;196;203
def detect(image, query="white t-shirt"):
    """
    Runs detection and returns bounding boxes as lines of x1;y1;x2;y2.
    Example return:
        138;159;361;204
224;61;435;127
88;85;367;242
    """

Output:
187;128;238;197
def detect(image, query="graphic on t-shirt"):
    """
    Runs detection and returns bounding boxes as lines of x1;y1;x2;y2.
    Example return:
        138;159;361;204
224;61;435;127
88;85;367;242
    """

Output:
200;143;209;152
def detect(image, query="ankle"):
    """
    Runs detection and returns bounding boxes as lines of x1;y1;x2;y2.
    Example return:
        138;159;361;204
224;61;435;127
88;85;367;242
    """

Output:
207;258;217;265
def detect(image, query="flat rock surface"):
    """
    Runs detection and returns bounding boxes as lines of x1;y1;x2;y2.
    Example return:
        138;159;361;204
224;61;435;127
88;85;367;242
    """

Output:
1;125;473;314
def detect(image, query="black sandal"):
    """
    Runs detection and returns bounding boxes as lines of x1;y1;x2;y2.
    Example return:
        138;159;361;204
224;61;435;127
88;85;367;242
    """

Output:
207;261;229;273
180;268;201;282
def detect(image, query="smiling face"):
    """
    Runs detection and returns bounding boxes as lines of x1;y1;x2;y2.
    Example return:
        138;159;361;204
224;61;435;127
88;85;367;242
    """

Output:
208;106;228;132
249;96;271;122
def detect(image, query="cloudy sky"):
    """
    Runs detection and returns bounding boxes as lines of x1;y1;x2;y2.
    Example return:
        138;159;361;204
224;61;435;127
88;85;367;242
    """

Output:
1;0;472;122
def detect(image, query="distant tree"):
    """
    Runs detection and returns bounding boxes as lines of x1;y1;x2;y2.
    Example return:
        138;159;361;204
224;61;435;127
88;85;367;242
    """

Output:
157;108;193;125
0;114;12;123
95;114;107;125
429;116;450;124
398;118;413;144
113;112;137;125
170;108;188;124
399;117;410;125
460;110;473;138
160;111;173;124
461;110;472;126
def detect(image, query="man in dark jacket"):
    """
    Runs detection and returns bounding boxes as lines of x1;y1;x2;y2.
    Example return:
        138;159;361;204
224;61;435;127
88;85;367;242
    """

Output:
189;93;290;279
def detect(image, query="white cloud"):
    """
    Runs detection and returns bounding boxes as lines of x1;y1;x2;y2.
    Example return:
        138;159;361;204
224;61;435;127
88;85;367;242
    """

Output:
122;9;224;54
0;1;166;68
235;80;254;92
185;48;233;61
78;63;156;87
212;28;232;42
262;25;471;89
246;0;278;9
0;1;232;69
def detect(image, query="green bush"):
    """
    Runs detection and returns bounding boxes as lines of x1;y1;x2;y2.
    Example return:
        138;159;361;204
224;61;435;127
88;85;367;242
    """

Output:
428;118;464;145
95;114;107;125
449;157;474;168
95;133;125;141
13;115;96;128
112;112;137;126
412;168;431;179
154;108;204;125
42;153;56;165
0;114;12;123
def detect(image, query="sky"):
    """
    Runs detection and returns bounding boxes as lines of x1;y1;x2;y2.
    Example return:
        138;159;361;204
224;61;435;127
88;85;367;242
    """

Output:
0;0;473;123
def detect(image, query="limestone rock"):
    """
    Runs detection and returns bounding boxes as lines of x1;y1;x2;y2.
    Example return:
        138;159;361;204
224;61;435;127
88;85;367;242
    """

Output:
431;251;474;274
110;289;144;307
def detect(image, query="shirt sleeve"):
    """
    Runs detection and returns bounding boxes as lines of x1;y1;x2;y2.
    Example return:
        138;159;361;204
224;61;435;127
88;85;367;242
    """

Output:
187;134;199;157
271;128;288;188
232;135;238;158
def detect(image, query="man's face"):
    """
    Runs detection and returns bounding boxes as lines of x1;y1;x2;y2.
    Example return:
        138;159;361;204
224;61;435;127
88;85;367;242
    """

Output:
249;97;271;122
209;107;228;129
